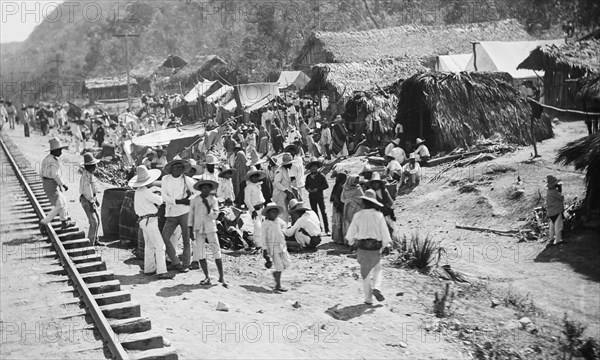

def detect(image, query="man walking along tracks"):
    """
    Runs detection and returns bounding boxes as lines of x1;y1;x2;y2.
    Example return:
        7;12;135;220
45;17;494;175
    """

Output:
39;138;75;234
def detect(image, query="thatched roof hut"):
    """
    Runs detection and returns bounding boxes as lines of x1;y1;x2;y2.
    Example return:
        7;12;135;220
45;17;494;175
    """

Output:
395;71;553;152
518;40;600;109
304;58;427;99
577;74;600;101
170;55;226;89
84;75;138;101
556;133;600;214
294;19;533;70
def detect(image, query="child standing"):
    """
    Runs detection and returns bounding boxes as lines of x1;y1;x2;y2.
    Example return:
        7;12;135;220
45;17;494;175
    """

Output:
262;203;291;292
546;175;565;247
189;179;227;287
79;153;101;246
217;165;236;205
304;157;329;234
130;166;174;279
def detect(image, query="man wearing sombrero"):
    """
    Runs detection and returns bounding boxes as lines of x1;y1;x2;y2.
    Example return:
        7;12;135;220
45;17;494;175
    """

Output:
261;202;291;292
285;143;306;203
39;137;75;234
199;153;220;183
247;149;273;203
161;158;196;272
130;166;174;279
273;153;296;220
189;178;226;286
412;138;430;164
546;175;565;247
305;157;329;235
142;149;157;169
79;153;101;246
217;165;236;205
245;166;267;248
346;189;392;305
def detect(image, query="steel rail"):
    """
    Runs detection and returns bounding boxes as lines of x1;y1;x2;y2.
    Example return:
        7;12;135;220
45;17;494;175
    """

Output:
0;137;129;360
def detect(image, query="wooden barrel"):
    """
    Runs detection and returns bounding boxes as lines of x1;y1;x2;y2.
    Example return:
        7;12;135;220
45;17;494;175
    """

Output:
101;188;128;240
119;190;138;246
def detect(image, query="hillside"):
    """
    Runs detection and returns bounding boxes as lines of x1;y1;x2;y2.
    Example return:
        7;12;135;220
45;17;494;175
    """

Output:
0;0;597;103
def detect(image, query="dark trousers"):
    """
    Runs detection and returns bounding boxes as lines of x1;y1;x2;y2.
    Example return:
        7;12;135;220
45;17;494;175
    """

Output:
309;194;329;232
162;213;191;267
24;123;30;137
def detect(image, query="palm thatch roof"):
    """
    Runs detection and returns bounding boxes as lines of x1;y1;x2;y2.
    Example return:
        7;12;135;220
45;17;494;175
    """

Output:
130;57;164;79
577;74;600;101
84;75;137;89
555;133;600;209
344;89;399;134
517;40;600;73
396;71;553;152
295;19;532;66
304;57;427;98
170;55;226;85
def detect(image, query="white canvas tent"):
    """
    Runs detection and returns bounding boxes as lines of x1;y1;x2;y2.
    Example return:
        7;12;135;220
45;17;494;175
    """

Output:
277;71;311;90
130;123;206;147
206;85;234;103
468;39;565;79
184;80;220;102
235;83;280;112
435;54;474;72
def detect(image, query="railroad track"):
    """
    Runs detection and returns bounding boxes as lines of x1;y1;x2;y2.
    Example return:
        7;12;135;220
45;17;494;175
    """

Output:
0;134;178;360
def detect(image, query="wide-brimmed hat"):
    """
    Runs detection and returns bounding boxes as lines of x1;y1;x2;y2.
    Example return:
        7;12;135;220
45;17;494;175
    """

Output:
247;166;266;181
416;138;426;145
547;175;562;188
194;178;218;191
48;137;69;151
247;148;266;167
360;189;383;207
391;138;401;145
129;166;162;188
261;202;284;216
306;157;323;169
82;152;99;166
368;172;386;186
289;201;310;214
155;146;165;153
281;152;294;166
144;148;156;157
409;153;416;160
288;199;302;211
164;159;192;175
204;153;219;165
219;164;237;177
284;143;299;154
359;164;373;176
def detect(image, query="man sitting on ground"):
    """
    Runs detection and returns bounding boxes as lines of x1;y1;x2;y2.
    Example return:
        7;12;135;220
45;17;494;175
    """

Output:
400;154;421;187
283;202;321;252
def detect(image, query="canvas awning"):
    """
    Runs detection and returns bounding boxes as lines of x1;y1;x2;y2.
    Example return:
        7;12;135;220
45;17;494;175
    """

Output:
206;85;234;103
184;80;221;102
277;71;311;90
222;99;237;112
469;39;565;79
235;83;280;112
436;54;474;72
130;122;206;147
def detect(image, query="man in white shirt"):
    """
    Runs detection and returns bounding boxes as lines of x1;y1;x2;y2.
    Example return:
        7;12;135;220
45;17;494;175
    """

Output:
216;165;236;205
412;138;430;164
384;138;400;157
261;106;274;129
319;123;332;159
346;189;392;304
244;167;266;248
155;147;168;170
383;154;402;181
285;144;307;202
401;154;421;187
161;159;196;272
283;203;321;250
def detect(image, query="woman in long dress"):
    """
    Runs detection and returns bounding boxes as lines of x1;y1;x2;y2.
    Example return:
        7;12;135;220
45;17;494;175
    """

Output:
232;145;249;207
341;175;364;245
257;125;270;155
331;116;348;156
330;172;347;244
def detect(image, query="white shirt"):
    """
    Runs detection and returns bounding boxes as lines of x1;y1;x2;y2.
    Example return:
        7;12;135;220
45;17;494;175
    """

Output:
385;160;402;177
261;110;274;128
161;174;196;217
384;143;396;157
244;181;265;211
155;156;168;169
345;209;392;248
40;154;65;186
414;144;430;160
217;178;234;201
291;156;305;187
198;171;220;184
262;218;287;257
79;170;99;202
134;186;163;216
390;147;406;164
320;128;331;145
188;195;219;234
284;210;321;237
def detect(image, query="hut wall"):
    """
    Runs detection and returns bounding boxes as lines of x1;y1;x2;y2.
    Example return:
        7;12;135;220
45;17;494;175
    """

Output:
295;42;331;70
544;68;584;110
85;85;129;101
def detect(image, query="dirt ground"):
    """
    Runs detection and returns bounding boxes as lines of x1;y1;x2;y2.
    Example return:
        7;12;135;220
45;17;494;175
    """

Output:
6;118;599;359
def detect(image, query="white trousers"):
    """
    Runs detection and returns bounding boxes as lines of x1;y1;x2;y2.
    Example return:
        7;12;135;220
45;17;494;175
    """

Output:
193;231;221;261
139;217;167;275
363;262;383;303
548;213;563;244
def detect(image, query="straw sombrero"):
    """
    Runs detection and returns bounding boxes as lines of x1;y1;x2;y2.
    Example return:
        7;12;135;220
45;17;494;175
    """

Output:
416;138;426;145
47;137;69;151
246;148;266;167
82;152;99;166
247;166;266;181
219;164;237;177
204;153;219;165
284;143;300;154
360;189;383;207
280;152;294;166
368;172;386;186
193;178;218;191
359;164;374;176
289;202;310;214
261;202;284;216
305;157;324;169
164;159;192;175
129;166;162;188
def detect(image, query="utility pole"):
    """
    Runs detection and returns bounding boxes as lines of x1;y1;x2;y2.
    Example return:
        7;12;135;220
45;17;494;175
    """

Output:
113;33;140;111
48;54;64;85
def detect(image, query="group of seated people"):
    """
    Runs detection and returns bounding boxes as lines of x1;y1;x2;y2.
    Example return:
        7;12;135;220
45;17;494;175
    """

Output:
383;137;430;188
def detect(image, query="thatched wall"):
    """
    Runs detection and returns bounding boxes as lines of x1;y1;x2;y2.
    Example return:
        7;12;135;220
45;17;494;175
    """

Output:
556;133;600;211
518;40;600;73
170;55;226;88
396;71;553;152
343;88;398;147
577;74;600;102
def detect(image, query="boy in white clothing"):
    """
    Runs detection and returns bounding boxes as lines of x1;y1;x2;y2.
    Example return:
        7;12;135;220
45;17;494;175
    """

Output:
262;203;291;292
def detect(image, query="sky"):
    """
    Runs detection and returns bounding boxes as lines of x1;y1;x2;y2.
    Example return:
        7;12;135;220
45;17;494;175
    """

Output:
1;1;65;43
